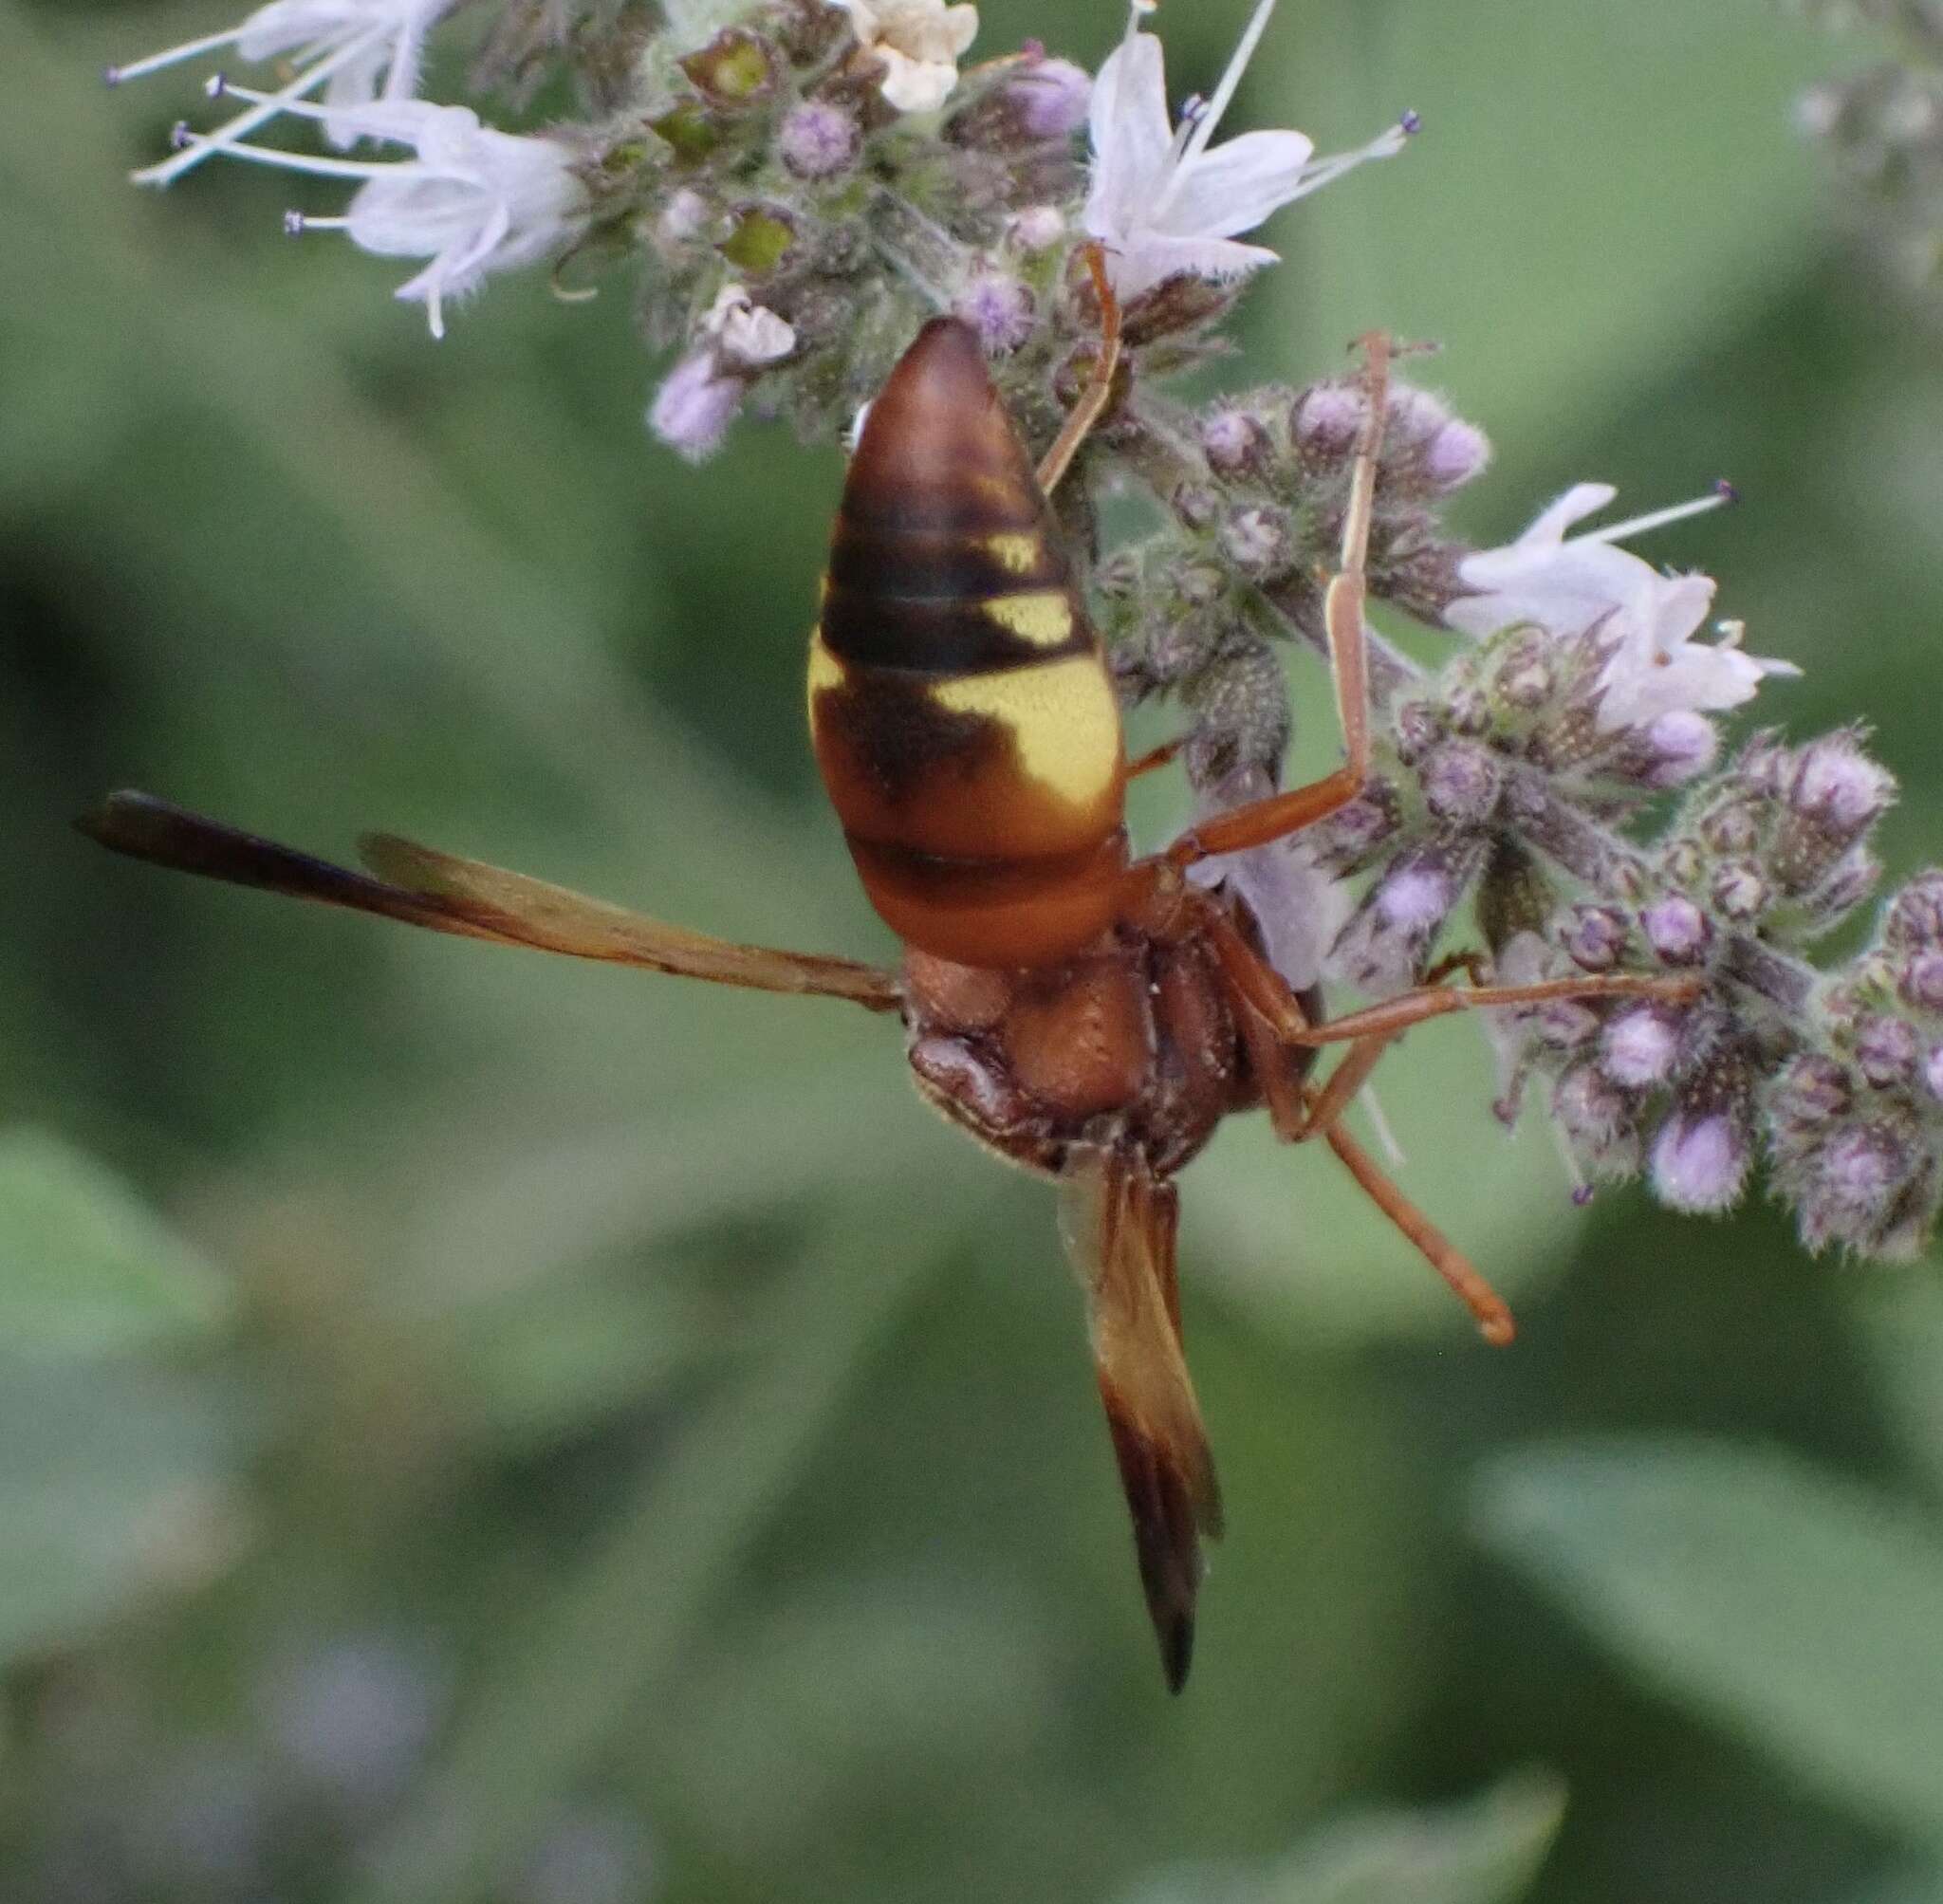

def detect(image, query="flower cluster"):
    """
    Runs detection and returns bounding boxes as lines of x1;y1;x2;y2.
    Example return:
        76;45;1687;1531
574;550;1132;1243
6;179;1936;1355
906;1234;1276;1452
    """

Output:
101;0;1943;1259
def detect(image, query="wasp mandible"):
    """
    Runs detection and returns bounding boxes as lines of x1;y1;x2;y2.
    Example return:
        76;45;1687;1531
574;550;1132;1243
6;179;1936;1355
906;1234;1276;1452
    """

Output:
83;251;1689;1691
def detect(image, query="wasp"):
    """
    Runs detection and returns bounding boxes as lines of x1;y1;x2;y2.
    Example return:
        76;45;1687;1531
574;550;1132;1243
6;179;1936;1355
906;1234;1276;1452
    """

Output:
83;253;1686;1690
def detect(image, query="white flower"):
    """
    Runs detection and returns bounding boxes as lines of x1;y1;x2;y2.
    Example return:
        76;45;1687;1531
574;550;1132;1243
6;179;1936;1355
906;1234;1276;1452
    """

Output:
109;0;453;188
701;285;796;368
1447;482;1800;731
1083;0;1412;304
173;90;588;338
832;0;979;115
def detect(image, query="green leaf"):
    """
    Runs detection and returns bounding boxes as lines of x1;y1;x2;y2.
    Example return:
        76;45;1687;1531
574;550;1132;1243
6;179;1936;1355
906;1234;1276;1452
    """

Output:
1851;1274;1943;1499
1126;1771;1565;1904
0;1357;249;1665
1474;1437;1943;1848
0;1129;231;1359
1259;0;1833;472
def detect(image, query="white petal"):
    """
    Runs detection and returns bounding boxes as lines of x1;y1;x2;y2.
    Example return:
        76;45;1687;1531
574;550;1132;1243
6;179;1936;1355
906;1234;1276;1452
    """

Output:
1102;231;1279;302
1083;28;1172;235
1449;540;1656;639
1161;129;1316;239
1515;482;1618;550
877;48;956;113
1643;571;1715;656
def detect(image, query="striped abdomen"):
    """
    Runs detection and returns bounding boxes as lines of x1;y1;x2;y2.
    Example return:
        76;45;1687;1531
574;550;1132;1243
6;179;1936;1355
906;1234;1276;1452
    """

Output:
808;319;1128;969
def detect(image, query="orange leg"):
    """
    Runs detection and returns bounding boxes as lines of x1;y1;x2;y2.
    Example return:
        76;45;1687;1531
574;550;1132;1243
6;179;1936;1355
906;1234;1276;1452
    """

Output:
1125;737;1186;780
1166;332;1392;872
1035;242;1122;497
1213;918;1516;1345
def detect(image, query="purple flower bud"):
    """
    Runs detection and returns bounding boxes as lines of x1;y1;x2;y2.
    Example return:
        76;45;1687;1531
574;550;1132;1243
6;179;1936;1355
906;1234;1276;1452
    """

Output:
1419;740;1501;824
1886;871;1943;949
656;188;712;247
1537;1002;1601;1049
1384;383;1453;444
1601;1008;1680;1089
1562;904;1629;972
1925;1044;1943;1101
1772;1053;1853;1127
1552;1063;1640;1175
1330;853;1457;991
1421;417;1491;490
1803;1123;1916;1252
1312;786;1400;871
1005;56;1092;138
779;101;860;177
1650;1110;1749;1214
647;351;744;462
1218;505;1292;577
1700;802;1762;857
1711;860;1768;922
1855;1012;1918;1089
1491;635;1555;710
1900;949;1943;1012
1799;847;1881;930
1201;407;1269;475
952;272;1035;353
1293;383;1363;460
1790;733;1894;841
1007;204;1066;251
1637;712;1719;789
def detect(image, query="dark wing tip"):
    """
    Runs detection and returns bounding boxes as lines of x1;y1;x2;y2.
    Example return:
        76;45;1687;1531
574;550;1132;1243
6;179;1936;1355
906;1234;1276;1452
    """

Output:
1101;1379;1214;1694
1160;1608;1194;1695
75;788;168;851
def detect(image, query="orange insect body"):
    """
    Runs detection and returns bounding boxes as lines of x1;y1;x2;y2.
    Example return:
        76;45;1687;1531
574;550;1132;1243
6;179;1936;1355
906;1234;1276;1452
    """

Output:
809;319;1130;969
81;300;1697;1693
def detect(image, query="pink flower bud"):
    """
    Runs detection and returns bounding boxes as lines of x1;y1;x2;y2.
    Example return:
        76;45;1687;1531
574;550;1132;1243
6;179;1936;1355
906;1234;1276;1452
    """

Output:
1642;896;1711;966
1421;417;1491;490
1790;733;1895;840
952;272;1035;353
1650;1111;1749;1214
1601;1008;1679;1089
1006;55;1091;138
1901;949;1943;1012
1638;711;1719;789
1856;1013;1917;1089
779;101;860;177
1886;872;1943;949
1200;407;1268;475
1563;904;1628;972
1292;383;1363;460
1007;204;1065;251
648;351;744;462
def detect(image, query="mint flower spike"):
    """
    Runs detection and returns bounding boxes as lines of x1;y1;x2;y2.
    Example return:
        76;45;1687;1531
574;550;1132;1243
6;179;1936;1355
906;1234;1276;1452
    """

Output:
1445;481;1800;731
1083;0;1413;303
177;88;587;339
110;0;453;189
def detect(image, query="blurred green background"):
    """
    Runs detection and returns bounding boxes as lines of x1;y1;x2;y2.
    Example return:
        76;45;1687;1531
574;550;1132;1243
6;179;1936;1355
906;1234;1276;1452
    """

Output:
6;1;1943;1900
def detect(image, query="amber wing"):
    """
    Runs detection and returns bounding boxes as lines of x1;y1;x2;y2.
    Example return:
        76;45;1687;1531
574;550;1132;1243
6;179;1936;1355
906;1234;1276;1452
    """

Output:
1060;1144;1225;1691
80;791;902;1011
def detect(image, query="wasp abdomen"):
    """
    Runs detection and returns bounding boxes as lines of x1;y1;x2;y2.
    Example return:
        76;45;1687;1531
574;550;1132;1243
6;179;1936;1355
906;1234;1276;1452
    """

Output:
809;319;1127;969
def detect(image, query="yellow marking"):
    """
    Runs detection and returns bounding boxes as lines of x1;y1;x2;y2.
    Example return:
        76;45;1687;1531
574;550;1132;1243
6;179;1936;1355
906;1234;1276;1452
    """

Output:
983;590;1073;649
983;532;1043;576
806;629;845;731
929;654;1121;808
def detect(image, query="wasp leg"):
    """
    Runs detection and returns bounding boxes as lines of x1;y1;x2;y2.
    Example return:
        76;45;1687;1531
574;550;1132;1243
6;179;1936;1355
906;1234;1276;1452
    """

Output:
1165;333;1394;872
1206;911;1518;1345
1034;242;1122;497
1125;737;1187;780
